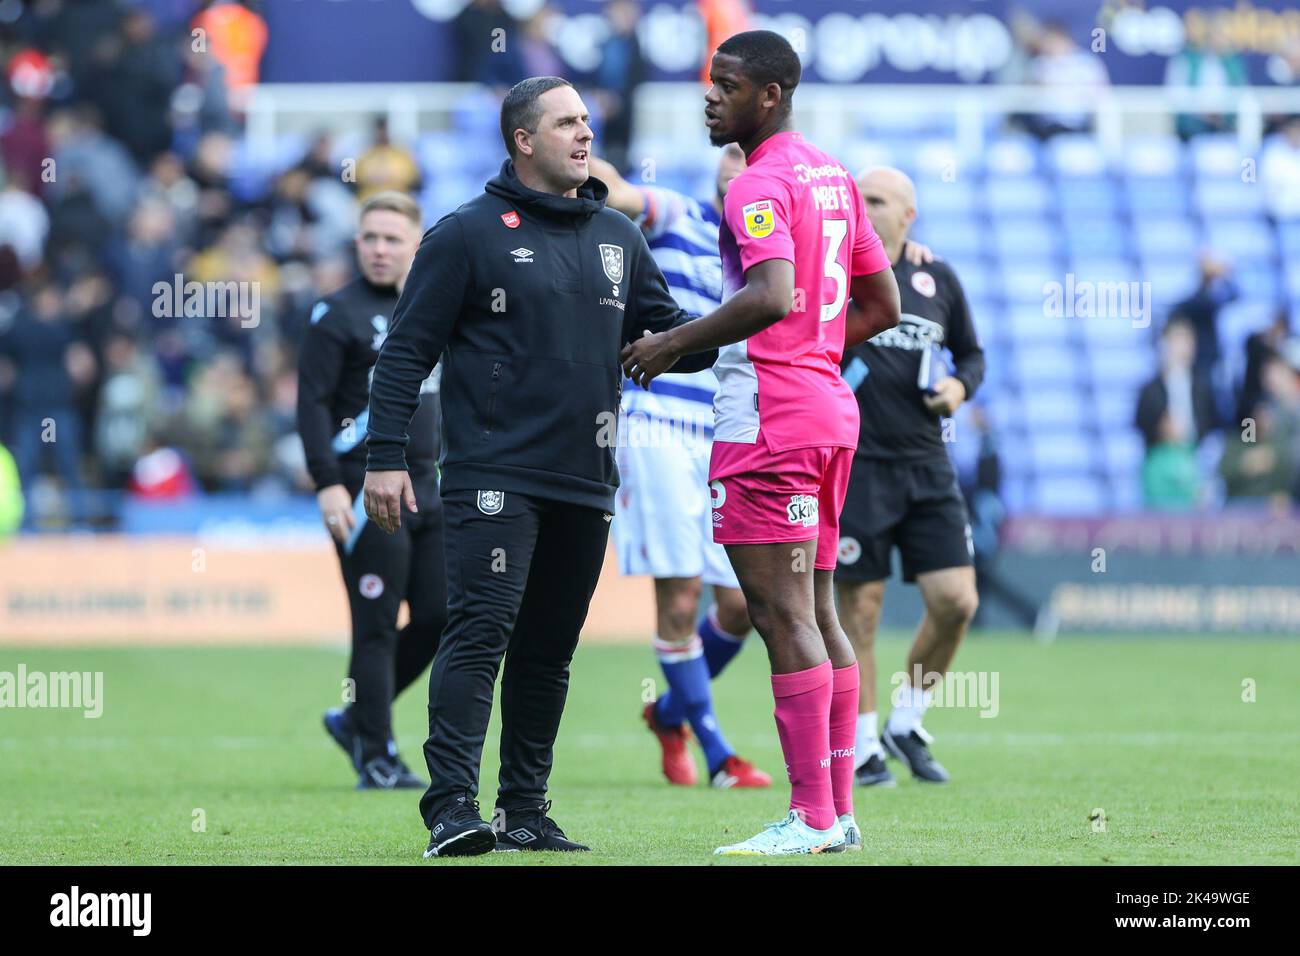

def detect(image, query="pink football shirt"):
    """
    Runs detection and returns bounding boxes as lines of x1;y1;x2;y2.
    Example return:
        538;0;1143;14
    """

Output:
714;131;890;452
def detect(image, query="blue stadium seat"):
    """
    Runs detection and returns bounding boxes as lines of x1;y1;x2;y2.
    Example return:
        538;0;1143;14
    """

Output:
991;217;1060;261
1125;175;1192;216
1045;134;1108;177
1086;344;1154;390
1022;389;1091;431
1010;339;1082;387
1028;432;1097;475
1056;176;1121;217
1093;384;1141;429
1002;265;1065;304
1123;135;1186;178
1204;219;1278;262
1132;216;1200;261
912;140;963;180
915;178;978;216
1141;260;1200;307
1190;133;1247;178
985;135;1042;176
1231;263;1280;304
1063;216;1131;259
1101;430;1145;477
985;176;1054;216
1110;476;1143;512
1080;315;1154;353
1194;180;1266;217
913;216;985;258
1278;222;1300;260
1034;475;1107;514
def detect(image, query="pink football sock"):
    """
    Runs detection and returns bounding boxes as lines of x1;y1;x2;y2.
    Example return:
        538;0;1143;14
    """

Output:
770;660;834;831
830;664;860;818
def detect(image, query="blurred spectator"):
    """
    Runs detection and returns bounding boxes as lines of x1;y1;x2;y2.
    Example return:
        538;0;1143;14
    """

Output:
517;7;563;81
1220;358;1299;509
1022;22;1109;139
1164;29;1247;140
109;196;181;316
1236;308;1293;424
1;96;52;199
179;352;272;491
354;118;421;203
699;0;751;85
86;7;182;166
1261;117;1300;222
45;106;141;226
594;0;646;171
1136;319;1218;508
452;0;523;89
94;332;162;490
190;0;268;107
1169;252;1239;382
0;283;95;502
0;440;22;536
0;171;49;273
1140;413;1204;510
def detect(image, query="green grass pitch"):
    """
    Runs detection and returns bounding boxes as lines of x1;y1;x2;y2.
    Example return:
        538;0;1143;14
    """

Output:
1;635;1297;865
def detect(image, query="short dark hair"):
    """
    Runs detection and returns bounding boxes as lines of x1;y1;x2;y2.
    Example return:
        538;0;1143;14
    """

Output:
500;76;573;159
715;30;801;117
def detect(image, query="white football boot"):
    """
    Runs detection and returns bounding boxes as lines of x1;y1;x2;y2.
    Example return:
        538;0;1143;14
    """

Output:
713;810;846;856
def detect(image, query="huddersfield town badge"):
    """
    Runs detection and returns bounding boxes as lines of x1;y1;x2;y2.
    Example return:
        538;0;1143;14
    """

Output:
599;244;624;285
477;490;504;515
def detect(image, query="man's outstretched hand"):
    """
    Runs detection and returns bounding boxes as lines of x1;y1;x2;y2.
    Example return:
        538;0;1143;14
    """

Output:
621;329;681;389
364;469;417;533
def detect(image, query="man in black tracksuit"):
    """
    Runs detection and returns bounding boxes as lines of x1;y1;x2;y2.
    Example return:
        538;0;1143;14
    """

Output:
363;77;715;857
834;168;986;789
297;192;446;791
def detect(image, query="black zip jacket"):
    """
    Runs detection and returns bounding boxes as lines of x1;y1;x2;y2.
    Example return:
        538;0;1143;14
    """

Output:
297;276;440;491
365;160;715;511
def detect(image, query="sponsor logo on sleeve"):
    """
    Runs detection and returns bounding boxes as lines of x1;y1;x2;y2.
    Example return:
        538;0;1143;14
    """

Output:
742;200;776;239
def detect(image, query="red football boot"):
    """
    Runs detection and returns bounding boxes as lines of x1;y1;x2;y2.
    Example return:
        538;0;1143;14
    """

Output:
710;754;773;789
642;702;697;786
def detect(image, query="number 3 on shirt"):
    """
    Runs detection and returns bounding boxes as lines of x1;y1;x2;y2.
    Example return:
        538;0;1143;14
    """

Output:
821;219;848;323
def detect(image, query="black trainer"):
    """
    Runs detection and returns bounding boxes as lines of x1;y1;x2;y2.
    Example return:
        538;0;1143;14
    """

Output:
323;707;361;771
855;751;897;787
493;800;589;852
356;754;425;790
424;792;497;858
881;725;949;783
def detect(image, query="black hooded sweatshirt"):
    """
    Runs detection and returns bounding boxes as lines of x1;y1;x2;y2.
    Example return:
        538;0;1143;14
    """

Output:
365;160;715;512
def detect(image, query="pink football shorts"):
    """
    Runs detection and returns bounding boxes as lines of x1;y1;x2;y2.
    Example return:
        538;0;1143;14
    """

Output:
708;435;854;571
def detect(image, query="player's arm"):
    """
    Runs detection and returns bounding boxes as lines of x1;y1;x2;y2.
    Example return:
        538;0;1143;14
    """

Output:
925;266;984;416
587;155;647;221
296;301;356;543
364;215;469;532
844;268;901;348
844;177;901;348
622;232;718;374
622;179;794;387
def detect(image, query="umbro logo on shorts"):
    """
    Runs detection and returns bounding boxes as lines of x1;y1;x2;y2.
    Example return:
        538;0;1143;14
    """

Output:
477;490;505;515
787;495;818;528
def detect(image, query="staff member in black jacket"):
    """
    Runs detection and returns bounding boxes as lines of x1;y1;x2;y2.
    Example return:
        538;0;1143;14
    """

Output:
297;191;446;791
363;77;715;857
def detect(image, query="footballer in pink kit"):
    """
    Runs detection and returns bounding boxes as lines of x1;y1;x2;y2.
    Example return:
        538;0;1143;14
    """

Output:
622;30;902;855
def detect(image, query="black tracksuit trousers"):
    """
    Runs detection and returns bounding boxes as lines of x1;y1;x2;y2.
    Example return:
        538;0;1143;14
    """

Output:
418;489;610;827
337;465;447;765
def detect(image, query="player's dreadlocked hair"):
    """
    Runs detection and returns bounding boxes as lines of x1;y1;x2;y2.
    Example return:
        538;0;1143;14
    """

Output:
500;76;574;159
716;30;801;118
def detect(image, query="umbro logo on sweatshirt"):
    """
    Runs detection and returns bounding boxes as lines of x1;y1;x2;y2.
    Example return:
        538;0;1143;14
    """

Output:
510;248;534;263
